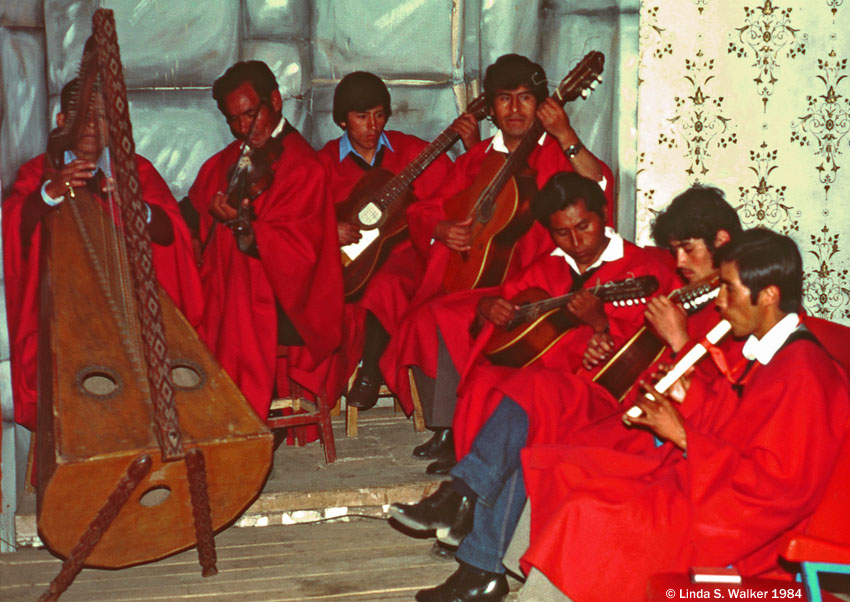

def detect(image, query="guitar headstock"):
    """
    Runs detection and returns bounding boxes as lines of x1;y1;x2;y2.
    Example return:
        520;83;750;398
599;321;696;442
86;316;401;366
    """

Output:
466;93;490;121
598;275;659;307
553;51;605;105
671;276;720;314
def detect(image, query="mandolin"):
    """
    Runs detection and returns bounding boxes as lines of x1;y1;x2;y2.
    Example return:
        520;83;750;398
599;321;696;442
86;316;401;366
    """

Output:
338;94;489;300
37;11;271;600
592;277;720;401
442;51;605;293
484;274;659;367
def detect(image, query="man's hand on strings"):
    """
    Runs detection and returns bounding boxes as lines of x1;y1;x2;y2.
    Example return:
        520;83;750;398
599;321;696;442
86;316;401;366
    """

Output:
627;380;688;450
582;331;615;370
477;296;518;327
645;296;690;353
449;113;481;151
567;290;608;334
537;98;576;147
434;217;473;252
209;191;241;222
338;221;362;246
44;159;97;200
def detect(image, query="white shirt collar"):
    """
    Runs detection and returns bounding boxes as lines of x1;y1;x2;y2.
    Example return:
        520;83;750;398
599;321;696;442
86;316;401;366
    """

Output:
742;312;801;365
550;226;623;274
486;129;547;154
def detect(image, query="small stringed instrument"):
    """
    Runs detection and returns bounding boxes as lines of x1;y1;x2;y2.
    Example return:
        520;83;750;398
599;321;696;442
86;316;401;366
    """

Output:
592;277;720;401
443;51;605;293
484;275;659;367
338;94;490;300
36;11;271;598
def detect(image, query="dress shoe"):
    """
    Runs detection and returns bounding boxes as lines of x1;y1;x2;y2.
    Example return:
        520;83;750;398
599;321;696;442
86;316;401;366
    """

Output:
415;561;509;602
436;496;474;547
426;454;457;475
389;481;462;532
429;540;456;561
346;370;381;409
413;428;454;459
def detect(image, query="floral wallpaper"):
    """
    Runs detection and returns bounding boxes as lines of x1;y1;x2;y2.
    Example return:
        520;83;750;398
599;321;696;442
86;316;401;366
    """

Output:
635;0;850;324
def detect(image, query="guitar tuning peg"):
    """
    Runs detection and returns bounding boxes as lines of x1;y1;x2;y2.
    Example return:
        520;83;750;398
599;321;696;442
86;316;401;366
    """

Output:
626;299;633;306
590;81;598;90
580;89;589;99
597;75;603;83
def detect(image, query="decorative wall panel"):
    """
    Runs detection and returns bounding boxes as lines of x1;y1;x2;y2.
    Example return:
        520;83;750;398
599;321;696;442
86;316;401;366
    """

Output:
244;0;311;39
635;0;850;324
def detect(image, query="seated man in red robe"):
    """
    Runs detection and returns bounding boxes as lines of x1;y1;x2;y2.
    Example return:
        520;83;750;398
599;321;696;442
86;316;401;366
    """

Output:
381;54;615;467
316;71;469;409
515;229;850;602
186;61;342;421
390;184;742;602
3;77;203;432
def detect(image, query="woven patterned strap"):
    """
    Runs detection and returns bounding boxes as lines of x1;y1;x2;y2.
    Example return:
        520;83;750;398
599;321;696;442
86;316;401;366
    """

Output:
92;9;184;460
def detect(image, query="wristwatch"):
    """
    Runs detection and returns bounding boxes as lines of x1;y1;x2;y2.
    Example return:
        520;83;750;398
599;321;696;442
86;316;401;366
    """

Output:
564;140;584;159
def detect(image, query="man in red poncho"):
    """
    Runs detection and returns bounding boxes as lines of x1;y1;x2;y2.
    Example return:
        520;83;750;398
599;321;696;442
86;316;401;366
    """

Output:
316;71;467;409
390;185;744;602
380;54;615;469
186;61;342;421
3;78;203;432
516;229;850;602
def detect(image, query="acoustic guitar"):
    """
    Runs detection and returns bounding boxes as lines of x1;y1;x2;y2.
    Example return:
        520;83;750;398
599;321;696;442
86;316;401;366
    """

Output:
338;95;489;300
592;277;720;401
484;274;659;367
37;12;271;599
443;51;605;293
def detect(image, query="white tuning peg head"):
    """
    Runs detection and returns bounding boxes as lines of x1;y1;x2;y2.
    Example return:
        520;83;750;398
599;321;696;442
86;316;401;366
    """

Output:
581;89;589;99
590;81;598;90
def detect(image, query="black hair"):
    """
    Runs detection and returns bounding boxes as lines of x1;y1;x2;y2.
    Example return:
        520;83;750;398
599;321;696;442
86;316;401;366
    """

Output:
651;185;742;252
714;228;803;313
483;54;548;107
332;71;392;126
212;61;278;115
531;172;607;227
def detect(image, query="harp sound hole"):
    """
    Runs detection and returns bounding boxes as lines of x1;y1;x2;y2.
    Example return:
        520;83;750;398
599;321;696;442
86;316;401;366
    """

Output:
168;359;205;391
139;485;171;507
79;370;120;397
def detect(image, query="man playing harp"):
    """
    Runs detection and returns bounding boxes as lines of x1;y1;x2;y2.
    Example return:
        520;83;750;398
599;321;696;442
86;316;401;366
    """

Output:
2;77;204;432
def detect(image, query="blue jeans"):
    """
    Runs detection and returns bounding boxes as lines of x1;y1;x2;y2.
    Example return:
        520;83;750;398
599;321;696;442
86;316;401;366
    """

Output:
451;397;528;574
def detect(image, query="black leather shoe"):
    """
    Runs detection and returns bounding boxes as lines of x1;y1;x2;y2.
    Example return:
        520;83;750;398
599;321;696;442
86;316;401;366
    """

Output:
389;481;462;532
413;428;454;459
346;370;381;409
436;496;474;547
415;562;509;602
426;454;456;475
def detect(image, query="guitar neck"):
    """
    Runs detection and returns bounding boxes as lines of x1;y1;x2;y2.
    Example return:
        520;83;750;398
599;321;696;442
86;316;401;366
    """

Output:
377;128;462;210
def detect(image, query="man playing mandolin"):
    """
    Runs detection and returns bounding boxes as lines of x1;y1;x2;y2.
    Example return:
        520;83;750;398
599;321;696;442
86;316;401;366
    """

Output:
381;53;616;472
390;184;743;602
316;71;472;410
186;60;343;423
3;77;204;433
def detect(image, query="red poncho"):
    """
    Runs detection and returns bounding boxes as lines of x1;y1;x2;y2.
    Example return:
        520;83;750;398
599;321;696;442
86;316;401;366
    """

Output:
452;240;680;459
3;153;204;430
521;336;850;602
382;135;616;413
316;130;452;393
188;128;343;419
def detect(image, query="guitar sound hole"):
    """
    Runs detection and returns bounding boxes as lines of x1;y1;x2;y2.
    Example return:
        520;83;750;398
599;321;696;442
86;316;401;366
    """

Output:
357;202;381;227
78;368;121;398
139;485;171;507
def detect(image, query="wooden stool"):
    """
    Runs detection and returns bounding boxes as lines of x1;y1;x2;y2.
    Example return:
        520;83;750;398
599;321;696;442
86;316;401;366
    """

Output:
268;347;336;463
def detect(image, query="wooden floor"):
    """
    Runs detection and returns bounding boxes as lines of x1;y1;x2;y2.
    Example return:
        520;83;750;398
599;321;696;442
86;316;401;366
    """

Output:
3;407;522;600
1;520;519;601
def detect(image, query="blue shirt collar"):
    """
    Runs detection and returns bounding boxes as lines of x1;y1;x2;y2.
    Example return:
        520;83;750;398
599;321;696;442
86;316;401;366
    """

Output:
338;130;393;165
64;147;112;177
